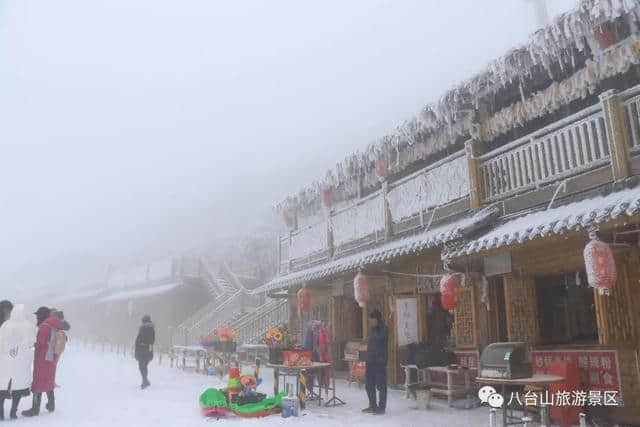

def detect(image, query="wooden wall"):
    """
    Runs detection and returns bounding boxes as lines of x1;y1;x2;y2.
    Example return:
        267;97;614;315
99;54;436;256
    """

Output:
503;274;540;344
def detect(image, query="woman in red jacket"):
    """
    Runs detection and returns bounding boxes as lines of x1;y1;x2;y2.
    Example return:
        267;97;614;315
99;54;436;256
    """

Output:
22;307;70;417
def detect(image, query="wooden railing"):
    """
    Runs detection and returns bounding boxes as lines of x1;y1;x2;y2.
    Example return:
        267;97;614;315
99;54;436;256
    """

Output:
479;105;610;201
622;86;640;150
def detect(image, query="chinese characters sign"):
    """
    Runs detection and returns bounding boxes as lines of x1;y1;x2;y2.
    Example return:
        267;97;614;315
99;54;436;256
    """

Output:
455;350;479;369
396;297;418;346
531;349;623;405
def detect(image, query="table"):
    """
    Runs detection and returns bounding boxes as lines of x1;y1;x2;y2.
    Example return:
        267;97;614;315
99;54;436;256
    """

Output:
401;365;476;406
476;374;564;427
267;362;346;408
426;366;476;407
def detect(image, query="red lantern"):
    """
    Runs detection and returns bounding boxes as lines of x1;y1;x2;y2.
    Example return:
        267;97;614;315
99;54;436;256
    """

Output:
297;288;311;313
594;26;616;50
584;238;616;295
354;272;369;308
322;188;333;210
375;155;389;179
440;274;461;310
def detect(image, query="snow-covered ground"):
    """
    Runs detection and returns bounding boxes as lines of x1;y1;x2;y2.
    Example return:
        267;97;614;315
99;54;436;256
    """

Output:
9;345;491;426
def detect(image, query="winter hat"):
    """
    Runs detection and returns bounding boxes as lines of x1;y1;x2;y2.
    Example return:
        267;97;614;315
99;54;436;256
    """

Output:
52;310;65;320
0;300;13;312
141;314;151;323
369;309;382;321
34;306;50;318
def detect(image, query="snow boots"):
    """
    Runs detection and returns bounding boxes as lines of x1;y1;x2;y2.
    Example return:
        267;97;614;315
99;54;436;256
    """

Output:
141;379;150;390
361;407;376;413
46;391;55;412
22;393;41;417
9;397;20;419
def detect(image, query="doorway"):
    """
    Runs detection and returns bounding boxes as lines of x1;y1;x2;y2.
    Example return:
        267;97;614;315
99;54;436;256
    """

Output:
488;277;508;343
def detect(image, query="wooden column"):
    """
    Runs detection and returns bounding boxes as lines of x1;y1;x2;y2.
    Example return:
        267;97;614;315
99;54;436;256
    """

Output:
327;211;335;259
382;179;393;241
600;89;631;181
465;139;484;209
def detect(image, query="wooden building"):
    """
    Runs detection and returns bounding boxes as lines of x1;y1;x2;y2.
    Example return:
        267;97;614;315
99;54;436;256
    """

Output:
256;2;640;423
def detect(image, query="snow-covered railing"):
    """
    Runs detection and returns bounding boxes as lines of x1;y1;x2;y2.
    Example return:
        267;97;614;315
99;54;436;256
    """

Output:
331;191;385;250
479;104;609;201
278;236;290;274
387;151;469;232
178;289;242;344
234;298;289;345
622;85;640;150
289;219;327;261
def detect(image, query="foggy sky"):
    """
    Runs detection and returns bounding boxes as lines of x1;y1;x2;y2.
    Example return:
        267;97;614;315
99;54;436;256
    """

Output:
0;0;577;291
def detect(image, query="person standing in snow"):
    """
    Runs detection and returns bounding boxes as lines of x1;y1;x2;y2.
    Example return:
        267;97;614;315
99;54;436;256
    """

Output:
134;315;155;389
362;309;389;415
0;300;13;328
0;304;37;420
22;307;71;417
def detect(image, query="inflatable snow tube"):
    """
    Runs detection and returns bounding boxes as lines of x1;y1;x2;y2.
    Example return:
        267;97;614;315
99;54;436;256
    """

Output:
201;407;231;418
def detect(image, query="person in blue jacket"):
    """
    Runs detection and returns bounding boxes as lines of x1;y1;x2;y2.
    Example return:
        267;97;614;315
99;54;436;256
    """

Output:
362;309;388;415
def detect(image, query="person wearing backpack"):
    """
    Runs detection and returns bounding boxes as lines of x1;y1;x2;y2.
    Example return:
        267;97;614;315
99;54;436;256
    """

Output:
22;307;70;417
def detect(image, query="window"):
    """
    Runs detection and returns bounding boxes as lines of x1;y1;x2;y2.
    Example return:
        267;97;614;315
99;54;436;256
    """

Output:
536;274;598;345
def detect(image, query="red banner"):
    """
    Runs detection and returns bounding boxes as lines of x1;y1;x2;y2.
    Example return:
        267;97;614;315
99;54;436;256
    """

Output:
531;349;623;405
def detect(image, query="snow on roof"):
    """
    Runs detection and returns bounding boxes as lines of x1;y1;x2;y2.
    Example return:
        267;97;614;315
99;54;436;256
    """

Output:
98;282;181;303
257;212;487;293
450;183;640;257
279;0;640;216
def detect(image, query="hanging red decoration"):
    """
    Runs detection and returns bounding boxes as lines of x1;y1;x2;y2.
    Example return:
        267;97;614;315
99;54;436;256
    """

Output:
375;155;389;179
322;188;333;210
594;26;616;50
354;271;369;308
297;288;311;313
440;274;461;310
583;237;616;296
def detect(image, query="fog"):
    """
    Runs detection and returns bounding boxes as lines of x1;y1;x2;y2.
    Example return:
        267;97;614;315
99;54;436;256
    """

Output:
0;0;577;295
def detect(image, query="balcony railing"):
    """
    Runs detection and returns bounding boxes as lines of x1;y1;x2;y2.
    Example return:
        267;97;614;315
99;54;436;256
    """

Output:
387;151;469;235
622;86;640;150
479;104;610;201
277;84;640;274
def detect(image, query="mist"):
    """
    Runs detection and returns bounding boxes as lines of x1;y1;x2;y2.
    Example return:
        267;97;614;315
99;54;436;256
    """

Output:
0;0;577;295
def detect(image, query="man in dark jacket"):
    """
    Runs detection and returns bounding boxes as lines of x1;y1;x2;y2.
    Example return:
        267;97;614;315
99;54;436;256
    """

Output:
362;309;388;415
134;315;155;389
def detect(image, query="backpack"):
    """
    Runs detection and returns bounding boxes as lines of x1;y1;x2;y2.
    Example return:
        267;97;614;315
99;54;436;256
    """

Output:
54;330;67;356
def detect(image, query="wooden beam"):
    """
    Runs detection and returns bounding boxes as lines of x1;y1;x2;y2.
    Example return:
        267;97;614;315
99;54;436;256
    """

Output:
600;89;631;181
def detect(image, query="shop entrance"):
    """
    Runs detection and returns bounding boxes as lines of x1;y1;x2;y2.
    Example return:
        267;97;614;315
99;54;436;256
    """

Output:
424;294;453;346
488;277;508;343
535;273;598;345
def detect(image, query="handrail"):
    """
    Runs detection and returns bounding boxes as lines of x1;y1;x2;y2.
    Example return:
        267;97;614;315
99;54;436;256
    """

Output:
388;149;466;190
478;104;603;162
190;289;242;331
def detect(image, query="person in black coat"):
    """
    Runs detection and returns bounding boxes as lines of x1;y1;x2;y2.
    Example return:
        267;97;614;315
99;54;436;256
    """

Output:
134;315;155;389
362;309;388;415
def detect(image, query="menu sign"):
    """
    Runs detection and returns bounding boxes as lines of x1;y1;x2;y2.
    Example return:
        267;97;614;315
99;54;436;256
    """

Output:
531;349;623;405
